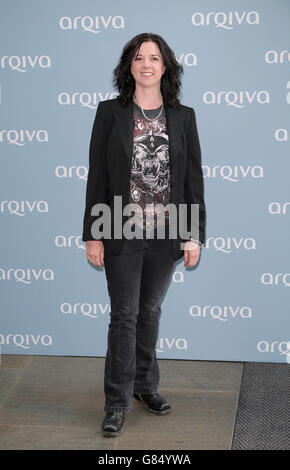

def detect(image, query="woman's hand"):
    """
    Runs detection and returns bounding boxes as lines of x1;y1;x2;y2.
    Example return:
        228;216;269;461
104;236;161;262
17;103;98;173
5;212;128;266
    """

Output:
86;240;104;267
184;240;200;268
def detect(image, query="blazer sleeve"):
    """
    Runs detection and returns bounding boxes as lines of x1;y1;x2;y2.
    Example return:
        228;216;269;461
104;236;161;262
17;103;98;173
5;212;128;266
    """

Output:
82;101;109;241
184;107;206;246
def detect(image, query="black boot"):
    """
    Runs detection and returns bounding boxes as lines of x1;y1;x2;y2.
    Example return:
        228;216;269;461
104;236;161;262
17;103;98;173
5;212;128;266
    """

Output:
102;411;126;437
133;392;171;414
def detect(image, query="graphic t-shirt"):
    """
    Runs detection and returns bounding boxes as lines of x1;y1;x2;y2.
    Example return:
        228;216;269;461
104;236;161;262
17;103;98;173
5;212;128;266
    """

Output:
128;101;171;238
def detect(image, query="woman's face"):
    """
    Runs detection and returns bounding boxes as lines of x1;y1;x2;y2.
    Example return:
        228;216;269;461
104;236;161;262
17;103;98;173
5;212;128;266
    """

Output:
130;41;165;91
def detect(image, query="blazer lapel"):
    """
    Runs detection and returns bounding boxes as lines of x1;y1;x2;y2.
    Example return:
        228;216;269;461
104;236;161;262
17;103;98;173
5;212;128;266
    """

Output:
113;98;134;169
113;98;185;174
165;103;184;178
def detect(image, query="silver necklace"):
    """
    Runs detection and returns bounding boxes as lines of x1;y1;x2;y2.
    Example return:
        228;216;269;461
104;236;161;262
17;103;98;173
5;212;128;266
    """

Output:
133;94;164;121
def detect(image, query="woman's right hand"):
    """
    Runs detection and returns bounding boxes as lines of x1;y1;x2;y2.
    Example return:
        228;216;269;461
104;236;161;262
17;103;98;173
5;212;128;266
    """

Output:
86;240;104;267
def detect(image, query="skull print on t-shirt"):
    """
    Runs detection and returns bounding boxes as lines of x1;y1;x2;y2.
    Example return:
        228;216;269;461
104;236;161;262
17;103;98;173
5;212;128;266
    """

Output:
128;102;171;236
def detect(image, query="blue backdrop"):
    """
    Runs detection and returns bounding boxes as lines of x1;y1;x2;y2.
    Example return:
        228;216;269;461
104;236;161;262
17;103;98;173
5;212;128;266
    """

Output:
1;0;289;363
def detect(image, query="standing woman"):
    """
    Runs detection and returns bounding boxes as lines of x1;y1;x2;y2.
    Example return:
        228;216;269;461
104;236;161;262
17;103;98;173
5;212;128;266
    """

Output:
82;33;206;437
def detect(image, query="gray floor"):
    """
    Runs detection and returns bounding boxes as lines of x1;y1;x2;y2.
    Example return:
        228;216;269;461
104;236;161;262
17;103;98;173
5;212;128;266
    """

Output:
0;355;243;450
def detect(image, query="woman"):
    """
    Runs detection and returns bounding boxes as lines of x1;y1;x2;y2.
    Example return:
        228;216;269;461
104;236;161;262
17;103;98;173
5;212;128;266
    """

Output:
82;33;206;437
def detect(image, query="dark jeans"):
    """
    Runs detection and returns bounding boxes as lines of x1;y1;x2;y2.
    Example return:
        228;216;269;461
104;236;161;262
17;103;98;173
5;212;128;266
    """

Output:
103;236;176;413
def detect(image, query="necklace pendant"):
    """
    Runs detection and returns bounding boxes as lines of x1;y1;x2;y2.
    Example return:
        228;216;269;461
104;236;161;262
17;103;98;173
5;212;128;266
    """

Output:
133;93;164;122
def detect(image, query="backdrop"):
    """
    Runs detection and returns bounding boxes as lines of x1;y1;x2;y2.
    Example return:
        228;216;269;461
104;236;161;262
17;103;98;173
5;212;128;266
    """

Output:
1;0;289;363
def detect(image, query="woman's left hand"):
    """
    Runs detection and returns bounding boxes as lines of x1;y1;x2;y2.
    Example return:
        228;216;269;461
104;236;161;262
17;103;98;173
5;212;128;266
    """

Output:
184;240;201;268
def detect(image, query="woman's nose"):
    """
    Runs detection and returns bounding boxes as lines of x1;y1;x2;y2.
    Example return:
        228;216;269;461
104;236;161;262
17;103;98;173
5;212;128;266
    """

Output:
143;58;151;67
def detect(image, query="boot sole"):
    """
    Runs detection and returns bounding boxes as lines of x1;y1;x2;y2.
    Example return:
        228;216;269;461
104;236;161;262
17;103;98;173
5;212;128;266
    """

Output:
148;407;171;415
102;429;122;437
134;394;172;414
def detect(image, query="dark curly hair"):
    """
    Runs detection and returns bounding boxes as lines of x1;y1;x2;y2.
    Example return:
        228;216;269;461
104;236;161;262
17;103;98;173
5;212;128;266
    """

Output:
113;33;183;108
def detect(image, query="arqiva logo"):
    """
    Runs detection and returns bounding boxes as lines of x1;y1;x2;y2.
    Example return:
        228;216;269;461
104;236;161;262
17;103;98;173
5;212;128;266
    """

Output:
191;10;259;29
257;340;290;358
268;202;290;215
203;164;263;181
156;338;187;353
0;129;48;145
265;49;290;64
0;201;48;215
0;334;53;349
205;237;256;253
203;90;269;107
0;55;51;71
0;268;54;283
58;91;117;107
59;15;125;33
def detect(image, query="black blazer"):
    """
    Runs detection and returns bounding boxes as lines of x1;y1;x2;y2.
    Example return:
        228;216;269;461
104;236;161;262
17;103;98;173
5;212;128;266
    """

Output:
82;97;206;261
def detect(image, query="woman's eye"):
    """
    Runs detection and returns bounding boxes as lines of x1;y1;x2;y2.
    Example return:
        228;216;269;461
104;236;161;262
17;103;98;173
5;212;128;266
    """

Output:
134;57;159;61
